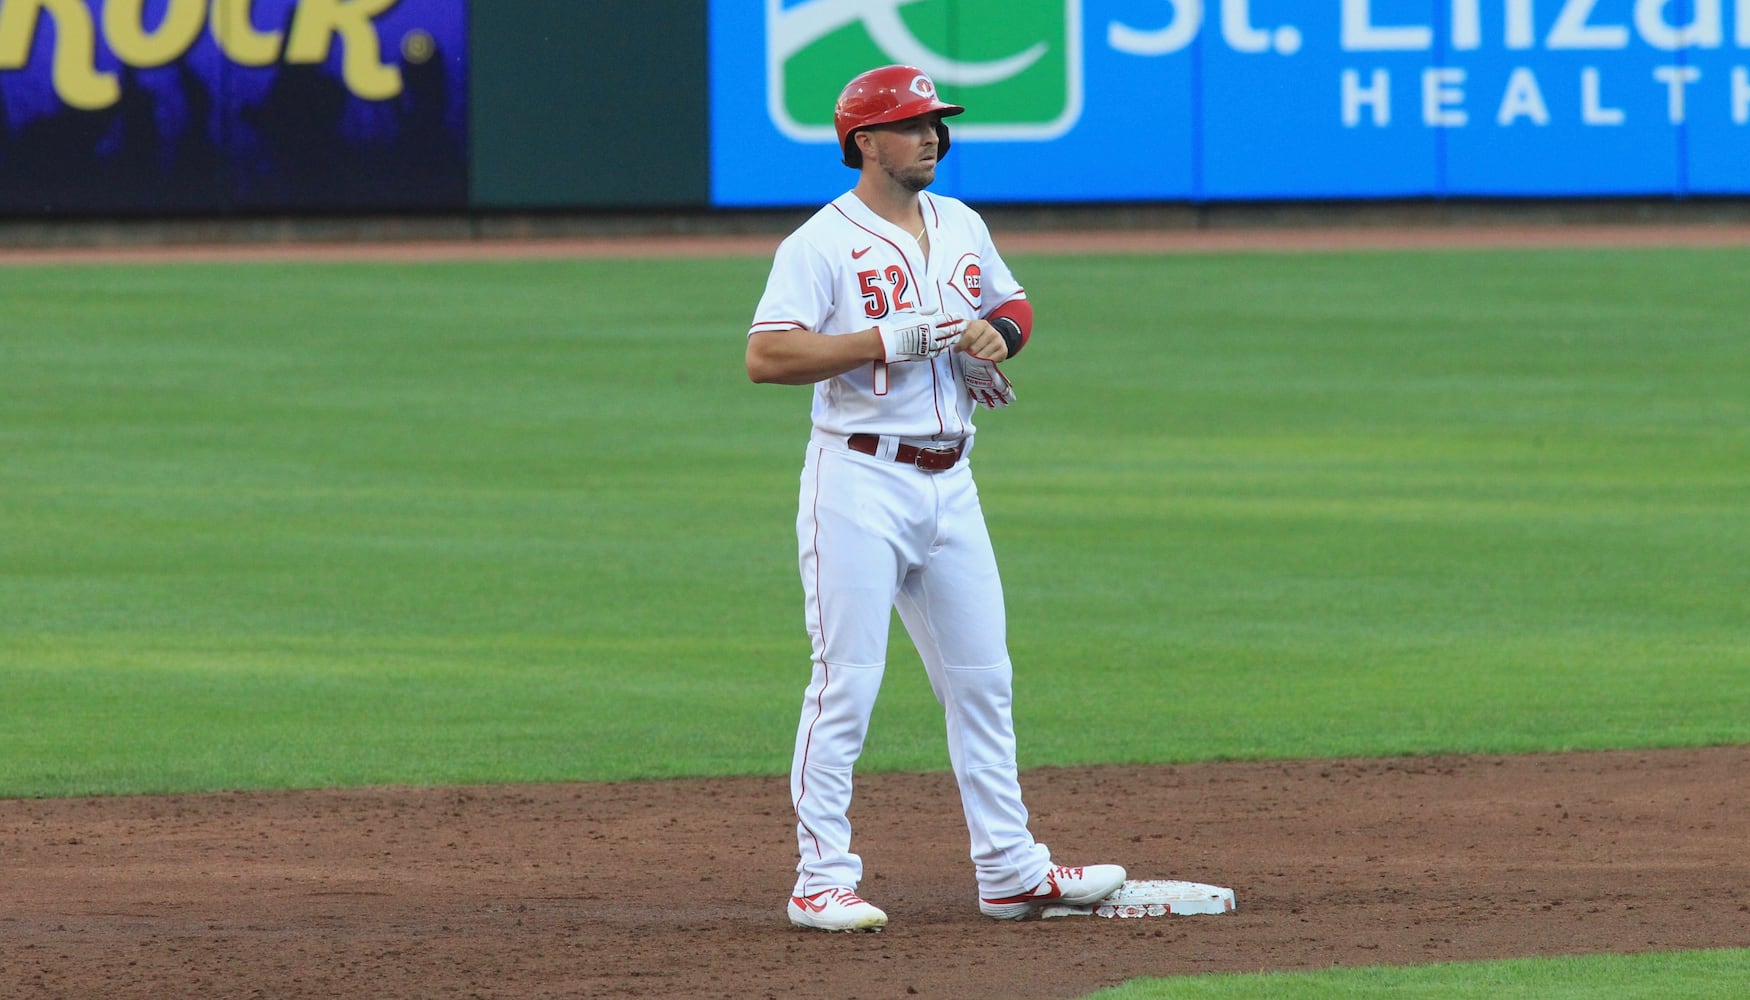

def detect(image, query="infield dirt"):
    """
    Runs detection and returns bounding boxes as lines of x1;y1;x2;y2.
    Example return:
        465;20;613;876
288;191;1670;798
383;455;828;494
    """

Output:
3;748;1747;998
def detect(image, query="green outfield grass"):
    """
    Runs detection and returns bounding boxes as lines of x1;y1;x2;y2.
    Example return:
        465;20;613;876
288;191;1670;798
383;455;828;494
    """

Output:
1;248;1745;798
2;246;1745;998
1089;948;1750;999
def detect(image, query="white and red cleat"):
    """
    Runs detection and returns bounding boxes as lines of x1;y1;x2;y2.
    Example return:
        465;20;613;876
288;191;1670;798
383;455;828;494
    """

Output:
787;887;888;932
980;864;1128;920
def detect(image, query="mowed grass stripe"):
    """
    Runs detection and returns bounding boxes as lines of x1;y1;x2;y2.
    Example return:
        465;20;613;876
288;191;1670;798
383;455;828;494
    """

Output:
0;248;1744;796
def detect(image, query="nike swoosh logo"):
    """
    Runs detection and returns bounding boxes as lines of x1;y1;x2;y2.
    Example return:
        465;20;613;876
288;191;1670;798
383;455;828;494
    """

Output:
795;895;829;913
852;246;872;259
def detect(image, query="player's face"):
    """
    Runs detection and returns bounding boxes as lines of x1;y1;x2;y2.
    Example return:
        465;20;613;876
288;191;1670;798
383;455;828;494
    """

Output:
865;113;942;192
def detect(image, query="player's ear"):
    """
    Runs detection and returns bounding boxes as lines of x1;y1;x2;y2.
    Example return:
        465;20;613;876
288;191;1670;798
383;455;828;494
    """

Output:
853;128;879;164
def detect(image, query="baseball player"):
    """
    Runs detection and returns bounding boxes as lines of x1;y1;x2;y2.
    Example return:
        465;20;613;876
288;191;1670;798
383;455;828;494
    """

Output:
745;65;1126;932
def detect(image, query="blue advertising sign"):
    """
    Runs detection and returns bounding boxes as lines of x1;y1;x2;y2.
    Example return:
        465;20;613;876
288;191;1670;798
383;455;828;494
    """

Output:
0;0;468;213
708;0;1750;206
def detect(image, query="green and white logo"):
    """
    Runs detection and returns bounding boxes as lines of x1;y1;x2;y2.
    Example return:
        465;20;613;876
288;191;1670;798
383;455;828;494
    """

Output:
767;0;1083;142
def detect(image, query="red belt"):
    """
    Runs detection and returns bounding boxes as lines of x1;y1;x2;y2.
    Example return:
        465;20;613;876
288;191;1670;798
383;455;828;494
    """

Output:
848;433;964;472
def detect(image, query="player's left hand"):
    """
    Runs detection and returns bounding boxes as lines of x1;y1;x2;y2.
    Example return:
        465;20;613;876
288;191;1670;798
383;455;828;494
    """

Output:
954;318;1009;362
962;353;1015;408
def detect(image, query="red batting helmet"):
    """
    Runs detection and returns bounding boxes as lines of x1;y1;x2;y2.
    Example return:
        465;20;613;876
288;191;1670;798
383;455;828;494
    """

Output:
834;65;965;168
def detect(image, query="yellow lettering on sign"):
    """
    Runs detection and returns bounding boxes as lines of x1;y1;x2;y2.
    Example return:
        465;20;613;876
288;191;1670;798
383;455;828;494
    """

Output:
104;0;206;68
286;0;402;101
0;0;407;110
0;0;119;110
211;0;283;66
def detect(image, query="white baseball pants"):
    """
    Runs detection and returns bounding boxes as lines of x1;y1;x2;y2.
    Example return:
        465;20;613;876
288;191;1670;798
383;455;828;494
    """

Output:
788;440;1051;901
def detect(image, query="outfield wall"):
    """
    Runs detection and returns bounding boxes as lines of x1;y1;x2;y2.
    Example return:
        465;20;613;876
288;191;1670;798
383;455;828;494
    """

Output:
3;1;1749;217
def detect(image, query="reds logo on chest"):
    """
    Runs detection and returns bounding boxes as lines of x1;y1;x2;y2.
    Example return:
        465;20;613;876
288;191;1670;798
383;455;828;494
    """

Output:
947;254;983;313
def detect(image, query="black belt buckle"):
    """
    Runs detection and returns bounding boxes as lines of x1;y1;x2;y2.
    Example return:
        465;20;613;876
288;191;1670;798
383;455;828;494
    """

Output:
915;446;958;472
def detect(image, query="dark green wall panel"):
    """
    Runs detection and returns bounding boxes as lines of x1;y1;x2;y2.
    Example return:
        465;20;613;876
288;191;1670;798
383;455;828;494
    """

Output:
470;0;710;209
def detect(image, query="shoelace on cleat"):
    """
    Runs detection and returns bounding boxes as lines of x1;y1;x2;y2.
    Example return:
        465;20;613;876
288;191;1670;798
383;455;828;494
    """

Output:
806;888;868;907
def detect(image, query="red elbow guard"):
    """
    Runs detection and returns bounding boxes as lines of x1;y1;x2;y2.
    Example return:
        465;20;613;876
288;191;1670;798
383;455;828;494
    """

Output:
989;298;1033;357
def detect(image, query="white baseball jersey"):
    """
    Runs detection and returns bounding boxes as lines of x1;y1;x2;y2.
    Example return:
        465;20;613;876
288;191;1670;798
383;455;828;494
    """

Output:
749;190;1026;443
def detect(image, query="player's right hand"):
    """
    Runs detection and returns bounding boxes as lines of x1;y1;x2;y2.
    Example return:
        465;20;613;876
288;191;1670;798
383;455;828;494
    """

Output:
876;313;965;363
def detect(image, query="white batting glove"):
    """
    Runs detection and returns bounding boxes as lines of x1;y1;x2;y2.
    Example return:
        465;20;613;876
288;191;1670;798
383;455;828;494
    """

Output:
962;353;1015;408
877;313;966;363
